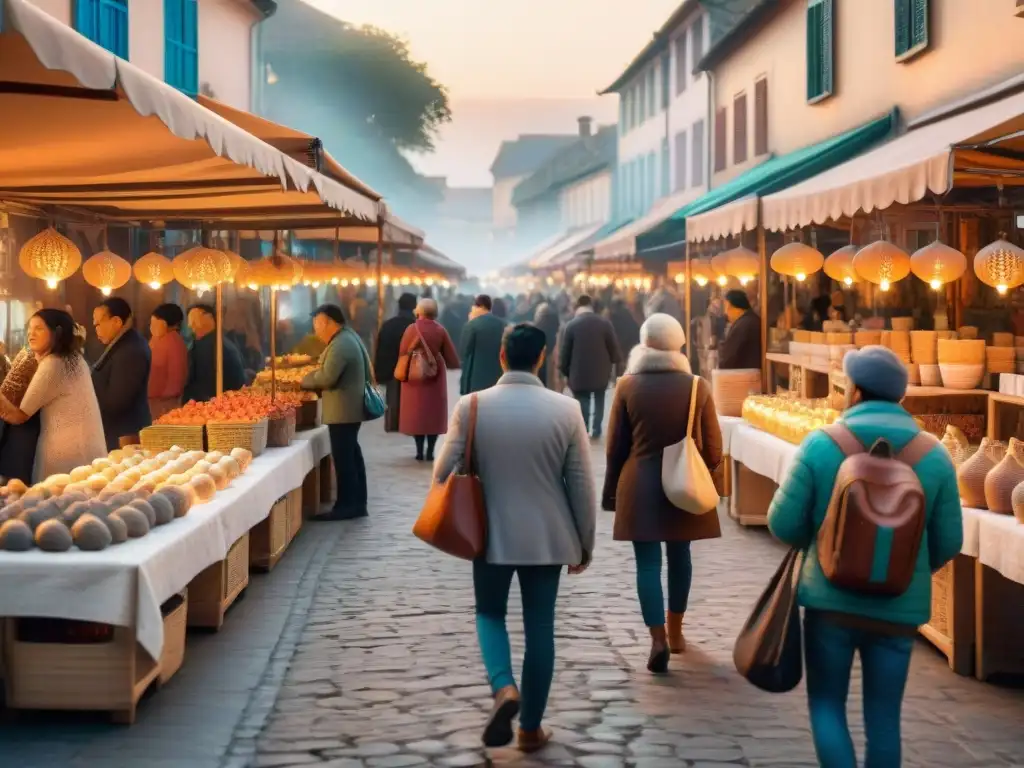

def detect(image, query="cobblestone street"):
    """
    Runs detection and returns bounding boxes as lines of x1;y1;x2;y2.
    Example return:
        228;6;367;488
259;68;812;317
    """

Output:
3;375;1024;767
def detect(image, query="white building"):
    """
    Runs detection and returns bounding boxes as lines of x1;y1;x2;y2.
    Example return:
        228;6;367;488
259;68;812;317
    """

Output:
28;0;271;110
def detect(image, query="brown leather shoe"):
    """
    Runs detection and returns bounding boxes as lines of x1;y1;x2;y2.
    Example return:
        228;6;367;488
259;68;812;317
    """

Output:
482;685;520;748
517;727;552;753
668;611;686;654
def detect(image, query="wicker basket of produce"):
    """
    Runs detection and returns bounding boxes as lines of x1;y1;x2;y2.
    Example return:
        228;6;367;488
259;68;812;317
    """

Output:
266;410;297;448
296;398;322;430
1;348;37;407
207;418;269;457
140;424;205;452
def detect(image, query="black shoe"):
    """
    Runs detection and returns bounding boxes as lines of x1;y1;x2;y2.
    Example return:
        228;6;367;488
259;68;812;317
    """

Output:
647;644;670;674
415;453;425;462
312;506;368;521
482;686;520;748
425;451;434;462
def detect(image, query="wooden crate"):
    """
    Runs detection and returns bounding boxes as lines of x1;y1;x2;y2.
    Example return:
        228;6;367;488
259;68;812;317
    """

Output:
319;455;335;507
287;487;303;544
302;463;321;518
919;555;975;676
2;592;187;724
728;461;775;527
975;559;1024;681
251;496;289;572
187;534;250;630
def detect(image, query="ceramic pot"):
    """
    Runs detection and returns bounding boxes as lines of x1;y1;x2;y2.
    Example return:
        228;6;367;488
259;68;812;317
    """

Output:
712;369;761;418
939;363;985;390
958;438;1006;508
1012;480;1024;524
984;438;1024;514
919;364;941;386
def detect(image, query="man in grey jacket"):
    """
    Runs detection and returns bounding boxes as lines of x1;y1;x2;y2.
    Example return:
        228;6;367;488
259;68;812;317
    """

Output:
302;304;369;521
434;324;596;752
559;294;621;438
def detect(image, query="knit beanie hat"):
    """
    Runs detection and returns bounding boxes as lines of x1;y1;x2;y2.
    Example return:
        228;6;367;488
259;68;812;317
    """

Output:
842;345;908;402
640;313;686;351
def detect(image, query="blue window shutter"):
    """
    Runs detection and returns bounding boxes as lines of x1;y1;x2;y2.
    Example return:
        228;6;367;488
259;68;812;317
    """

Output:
75;0;98;42
806;0;834;103
895;0;929;59
75;0;128;58
165;0;199;96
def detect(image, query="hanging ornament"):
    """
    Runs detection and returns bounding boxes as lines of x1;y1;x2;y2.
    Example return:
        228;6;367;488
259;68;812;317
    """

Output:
222;250;247;283
770;241;824;282
853;240;910;292
133;251;174;290
82;249;132;296
19;227;82;289
910;241;967;290
823;245;859;286
244;252;303;291
974;238;1024;296
711;246;759;286
173;245;232;293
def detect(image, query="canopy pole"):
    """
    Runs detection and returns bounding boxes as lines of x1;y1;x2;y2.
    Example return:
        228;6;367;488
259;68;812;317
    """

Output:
213;228;224;398
375;218;384;356
684;240;692;363
757;212;768;394
271;231;279;401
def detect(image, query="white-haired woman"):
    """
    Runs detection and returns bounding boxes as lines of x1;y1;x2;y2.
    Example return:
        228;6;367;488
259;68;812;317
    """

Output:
601;313;725;673
398;298;460;461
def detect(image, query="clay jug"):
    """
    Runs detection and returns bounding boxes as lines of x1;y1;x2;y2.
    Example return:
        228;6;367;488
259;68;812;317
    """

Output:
1012;480;1024;524
984;438;1024;514
941;425;969;466
957;438;1005;508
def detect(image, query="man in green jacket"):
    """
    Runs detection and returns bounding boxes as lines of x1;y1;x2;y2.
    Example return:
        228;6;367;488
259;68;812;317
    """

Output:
460;295;506;395
767;345;962;767
301;304;369;521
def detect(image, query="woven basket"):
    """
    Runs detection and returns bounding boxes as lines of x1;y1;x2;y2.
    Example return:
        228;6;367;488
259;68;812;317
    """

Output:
712;369;762;418
140;425;205;452
296;399;322;430
883;330;911;352
986;346;1015;364
891;317;914;331
936;331;958;340
854;330;882;348
206;418;269;457
158;591;187;685
910;331;938;364
939;363;985;390
937;339;986;364
266;412;296;448
957;439;1005;508
919;364;942;386
958;326;979;340
992;332;1014;347
826;332;853;345
919;413;985;444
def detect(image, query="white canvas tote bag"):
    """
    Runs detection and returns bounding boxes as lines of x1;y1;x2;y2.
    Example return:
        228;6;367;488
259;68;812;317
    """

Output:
661;375;720;515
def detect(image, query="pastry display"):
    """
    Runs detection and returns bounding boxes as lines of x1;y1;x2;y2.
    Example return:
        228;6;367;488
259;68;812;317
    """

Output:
742;395;841;445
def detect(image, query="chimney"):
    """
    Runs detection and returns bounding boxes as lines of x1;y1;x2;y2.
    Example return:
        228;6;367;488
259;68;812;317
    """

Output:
577;116;593;137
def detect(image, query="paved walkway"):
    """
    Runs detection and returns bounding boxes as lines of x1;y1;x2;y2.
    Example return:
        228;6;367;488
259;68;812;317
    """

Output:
3;373;1024;767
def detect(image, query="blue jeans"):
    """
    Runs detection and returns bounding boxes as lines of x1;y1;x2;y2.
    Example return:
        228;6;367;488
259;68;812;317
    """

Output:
573;389;606;435
473;560;561;732
632;541;692;627
804;610;914;768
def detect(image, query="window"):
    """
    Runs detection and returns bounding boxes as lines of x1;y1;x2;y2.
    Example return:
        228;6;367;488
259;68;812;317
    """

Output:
646;152;657;208
647;68;657;118
619;163;631;218
638;80;647;124
754;77;769;156
661;53;671;110
675;34;688;95
622;90;632;132
619;94;628;134
660;138;670;197
165;0;198;96
714;107;727;172
894;0;929;60
691;16;704;74
692;119;704;188
635;160;645;214
75;0;128;58
806;0;834;103
733;92;748;165
674;130;688;192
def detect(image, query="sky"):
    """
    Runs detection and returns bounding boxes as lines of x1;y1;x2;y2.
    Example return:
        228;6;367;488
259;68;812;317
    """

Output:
301;0;684;186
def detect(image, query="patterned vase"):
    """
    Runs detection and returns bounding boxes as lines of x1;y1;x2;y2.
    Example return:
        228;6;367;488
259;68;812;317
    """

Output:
957;438;1005;509
941;425;968;465
984;438;1024;514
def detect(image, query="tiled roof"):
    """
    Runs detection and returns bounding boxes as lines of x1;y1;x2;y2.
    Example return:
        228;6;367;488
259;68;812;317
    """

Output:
489;134;579;179
599;0;701;94
511;125;617;208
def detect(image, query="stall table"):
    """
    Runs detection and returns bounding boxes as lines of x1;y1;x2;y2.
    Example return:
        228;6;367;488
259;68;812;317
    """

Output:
975;511;1024;681
717;415;744;499
726;423;798;526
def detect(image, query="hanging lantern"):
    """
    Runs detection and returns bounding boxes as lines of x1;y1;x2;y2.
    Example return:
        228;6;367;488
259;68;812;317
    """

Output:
173;246;232;293
133;251;174;290
974;238;1024;296
853;240;910;292
19;227;82;289
244;253;303;291
770;242;823;282
82;249;132;296
690;260;715;287
222;250;246;283
910;241;967;290
711;246;759;286
823;245;859;286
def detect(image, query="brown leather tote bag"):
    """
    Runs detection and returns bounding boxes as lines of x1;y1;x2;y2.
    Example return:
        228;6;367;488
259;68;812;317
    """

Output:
733;548;803;693
412;394;487;560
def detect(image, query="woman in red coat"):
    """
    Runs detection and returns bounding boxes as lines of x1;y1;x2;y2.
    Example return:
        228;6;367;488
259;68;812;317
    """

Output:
398;298;460;461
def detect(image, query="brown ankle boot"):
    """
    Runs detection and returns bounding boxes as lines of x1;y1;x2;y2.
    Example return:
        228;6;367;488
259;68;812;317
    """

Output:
647;625;670;673
482;685;520;748
667;611;686;654
518;727;552;753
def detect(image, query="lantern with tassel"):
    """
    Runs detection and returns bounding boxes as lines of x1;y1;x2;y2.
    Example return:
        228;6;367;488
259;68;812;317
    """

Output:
711;246;759;286
910;241;967;290
133;251;174;290
770;241;824;283
19;227;82;289
173;246;232;293
974;238;1024;296
824;245;859;286
83;249;132;296
853;241;910;292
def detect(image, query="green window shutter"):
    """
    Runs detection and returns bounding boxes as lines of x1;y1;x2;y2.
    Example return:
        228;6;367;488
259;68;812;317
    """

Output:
806;0;834;103
896;0;929;59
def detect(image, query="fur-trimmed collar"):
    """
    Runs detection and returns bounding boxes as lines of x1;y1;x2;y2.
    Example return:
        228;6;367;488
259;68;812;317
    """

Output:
624;345;692;375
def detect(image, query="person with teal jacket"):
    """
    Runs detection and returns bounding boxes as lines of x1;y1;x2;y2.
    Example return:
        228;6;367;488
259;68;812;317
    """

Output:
767;345;962;768
460;295;507;395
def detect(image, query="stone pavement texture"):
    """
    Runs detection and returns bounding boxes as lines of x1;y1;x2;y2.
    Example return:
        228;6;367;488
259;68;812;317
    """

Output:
2;373;1023;767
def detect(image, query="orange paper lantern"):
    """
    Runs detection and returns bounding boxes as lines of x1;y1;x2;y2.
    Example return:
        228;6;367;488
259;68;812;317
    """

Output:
974;238;1024;296
173;246;232;291
824;245;859;286
853;240;910;291
222;250;246;282
243;253;303;290
133;251;174;289
19;227;82;289
689;260;715;287
82;250;132;296
910;241;967;290
770;242;823;282
711;246;759;286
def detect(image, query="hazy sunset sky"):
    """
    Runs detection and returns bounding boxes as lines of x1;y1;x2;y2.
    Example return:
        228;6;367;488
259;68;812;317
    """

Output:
301;0;683;184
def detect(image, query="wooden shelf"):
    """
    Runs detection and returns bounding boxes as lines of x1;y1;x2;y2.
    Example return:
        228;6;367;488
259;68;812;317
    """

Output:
989;392;1024;407
766;352;832;375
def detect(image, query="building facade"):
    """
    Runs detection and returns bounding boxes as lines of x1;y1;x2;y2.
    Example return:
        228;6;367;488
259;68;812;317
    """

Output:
28;0;270;110
704;0;1024;186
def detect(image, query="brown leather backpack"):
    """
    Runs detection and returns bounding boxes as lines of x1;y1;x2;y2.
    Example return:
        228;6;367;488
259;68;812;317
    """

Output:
818;424;937;597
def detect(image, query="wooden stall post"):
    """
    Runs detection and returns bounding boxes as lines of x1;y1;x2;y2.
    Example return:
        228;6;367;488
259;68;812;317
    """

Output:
757;212;769;394
215;283;224;398
684;240;692;359
375;218;385;354
269;287;277;402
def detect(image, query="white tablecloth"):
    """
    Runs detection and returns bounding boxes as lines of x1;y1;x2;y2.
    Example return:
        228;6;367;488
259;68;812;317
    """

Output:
728;423;800;485
718;416;745;456
0;425;329;661
977;510;1024;585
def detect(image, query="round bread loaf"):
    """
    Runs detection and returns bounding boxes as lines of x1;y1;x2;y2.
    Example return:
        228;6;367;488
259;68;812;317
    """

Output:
72;514;113;551
35;519;73;552
156;486;193;518
149;494;175;525
113;507;150;538
104;513;128;543
128;499;156;527
0;519;33;551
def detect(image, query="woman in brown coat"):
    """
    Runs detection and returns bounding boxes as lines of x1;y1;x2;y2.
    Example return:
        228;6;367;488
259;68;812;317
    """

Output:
602;313;725;674
398;298;460;461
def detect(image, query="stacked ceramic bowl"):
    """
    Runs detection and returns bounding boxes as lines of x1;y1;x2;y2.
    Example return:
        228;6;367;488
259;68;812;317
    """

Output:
911;331;940;386
938;339;986;389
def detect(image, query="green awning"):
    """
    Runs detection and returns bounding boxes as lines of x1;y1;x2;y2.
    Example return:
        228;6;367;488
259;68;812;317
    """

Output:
637;108;898;255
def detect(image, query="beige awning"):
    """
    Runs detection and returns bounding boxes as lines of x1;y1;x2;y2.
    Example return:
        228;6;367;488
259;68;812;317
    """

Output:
0;0;381;226
532;223;603;269
685;196;759;243
761;88;1024;232
593;188;700;261
238;214;425;247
